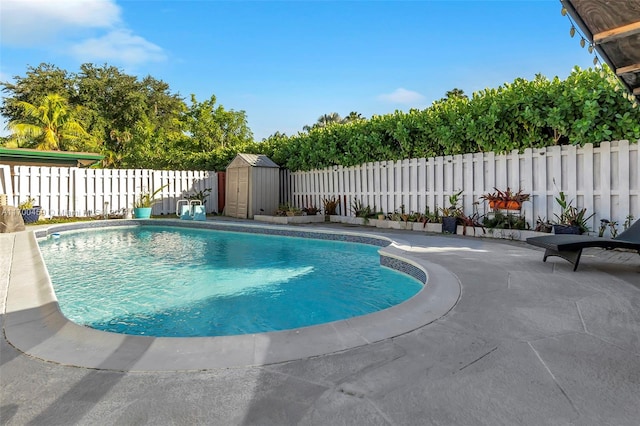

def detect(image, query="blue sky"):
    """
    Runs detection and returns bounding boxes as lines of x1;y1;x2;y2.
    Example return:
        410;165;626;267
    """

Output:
1;0;595;140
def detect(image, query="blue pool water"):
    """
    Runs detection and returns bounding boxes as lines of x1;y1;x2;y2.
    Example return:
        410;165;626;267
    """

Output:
38;226;422;337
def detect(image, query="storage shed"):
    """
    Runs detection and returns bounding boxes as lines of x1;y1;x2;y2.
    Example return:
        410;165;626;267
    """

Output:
225;153;280;219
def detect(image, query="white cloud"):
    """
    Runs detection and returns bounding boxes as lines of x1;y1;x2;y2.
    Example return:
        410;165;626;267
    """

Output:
0;0;121;46
1;0;166;68
70;29;166;65
378;88;426;104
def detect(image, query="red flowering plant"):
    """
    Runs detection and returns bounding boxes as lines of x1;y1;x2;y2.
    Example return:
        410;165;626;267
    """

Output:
480;187;530;210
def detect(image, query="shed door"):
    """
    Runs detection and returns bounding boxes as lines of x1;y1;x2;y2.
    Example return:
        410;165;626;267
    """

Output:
236;167;249;218
226;167;249;218
226;168;239;217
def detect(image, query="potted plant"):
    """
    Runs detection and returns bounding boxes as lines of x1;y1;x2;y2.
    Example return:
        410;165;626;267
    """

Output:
186;188;211;208
480;187;530;211
534;216;553;233
302;205;320;216
133;185;167;219
285;203;302;216
18;196;41;224
553;191;594;234
459;211;486;236
351;199;376;224
419;206;440;227
440;191;463;234
322;196;339;220
598;219;610;237
483;211;529;231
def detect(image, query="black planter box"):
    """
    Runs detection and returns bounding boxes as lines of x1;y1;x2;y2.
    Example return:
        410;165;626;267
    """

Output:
442;216;458;234
553;224;580;235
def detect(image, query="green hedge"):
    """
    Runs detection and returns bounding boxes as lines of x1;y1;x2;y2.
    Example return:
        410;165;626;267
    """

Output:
208;66;640;171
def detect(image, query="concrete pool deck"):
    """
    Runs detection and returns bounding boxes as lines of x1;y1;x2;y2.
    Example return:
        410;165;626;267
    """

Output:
2;219;639;425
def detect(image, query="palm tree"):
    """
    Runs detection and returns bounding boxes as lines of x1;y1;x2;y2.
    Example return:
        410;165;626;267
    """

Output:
343;111;364;123
303;112;344;131
7;93;93;151
318;112;342;127
444;88;468;100
100;149;124;168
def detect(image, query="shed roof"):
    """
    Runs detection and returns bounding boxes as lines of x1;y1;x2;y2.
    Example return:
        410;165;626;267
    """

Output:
228;153;279;169
562;0;640;102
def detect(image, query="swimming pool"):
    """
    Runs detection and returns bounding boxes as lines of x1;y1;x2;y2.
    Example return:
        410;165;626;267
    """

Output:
4;220;460;369
38;225;423;337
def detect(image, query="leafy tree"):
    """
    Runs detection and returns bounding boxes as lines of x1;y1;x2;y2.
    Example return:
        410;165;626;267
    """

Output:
1;64;74;121
1;63;187;166
68;64;185;167
259;133;287;163
6;93;94;151
183;94;253;151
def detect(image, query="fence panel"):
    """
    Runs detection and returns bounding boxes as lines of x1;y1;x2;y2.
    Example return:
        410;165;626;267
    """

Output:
9;166;218;217
285;140;640;229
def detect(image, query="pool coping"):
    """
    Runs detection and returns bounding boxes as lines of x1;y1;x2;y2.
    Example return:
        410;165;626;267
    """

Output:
3;219;461;371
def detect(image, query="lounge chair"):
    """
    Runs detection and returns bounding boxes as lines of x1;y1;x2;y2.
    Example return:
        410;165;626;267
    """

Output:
526;220;640;271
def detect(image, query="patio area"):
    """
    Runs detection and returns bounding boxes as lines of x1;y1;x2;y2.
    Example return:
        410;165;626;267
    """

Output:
1;220;639;425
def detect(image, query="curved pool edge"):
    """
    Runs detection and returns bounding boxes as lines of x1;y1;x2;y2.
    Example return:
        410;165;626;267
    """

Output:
3;220;461;371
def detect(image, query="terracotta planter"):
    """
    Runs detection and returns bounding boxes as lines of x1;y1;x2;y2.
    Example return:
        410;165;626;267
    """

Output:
489;200;522;210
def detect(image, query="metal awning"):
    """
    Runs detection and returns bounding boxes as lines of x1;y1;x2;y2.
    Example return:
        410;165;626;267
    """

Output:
0;147;104;168
561;0;640;101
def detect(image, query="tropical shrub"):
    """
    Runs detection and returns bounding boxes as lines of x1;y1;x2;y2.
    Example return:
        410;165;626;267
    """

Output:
254;66;639;172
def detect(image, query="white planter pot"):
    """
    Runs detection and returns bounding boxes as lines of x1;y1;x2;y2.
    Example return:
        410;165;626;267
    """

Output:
412;222;426;232
411;223;443;233
411;222;440;232
424;223;442;233
254;215;326;224
330;216;366;225
347;217;366;225
388;221;410;230
375;219;390;229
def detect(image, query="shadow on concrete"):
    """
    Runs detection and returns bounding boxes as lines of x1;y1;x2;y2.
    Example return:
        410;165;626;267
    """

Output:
0;403;18;423
0;315;23;369
24;335;153;425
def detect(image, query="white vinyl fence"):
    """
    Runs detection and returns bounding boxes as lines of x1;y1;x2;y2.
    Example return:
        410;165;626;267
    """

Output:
3;140;638;230
281;140;640;231
2;166;218;217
